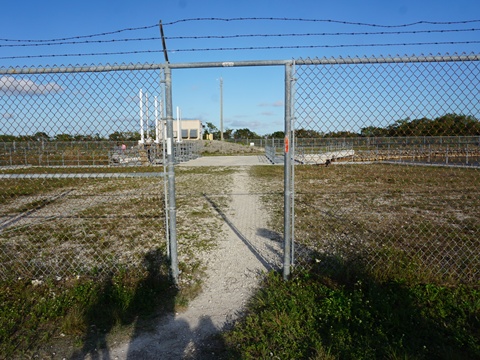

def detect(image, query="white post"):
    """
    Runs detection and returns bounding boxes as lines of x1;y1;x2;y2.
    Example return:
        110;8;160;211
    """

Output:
145;92;150;140
139;89;145;144
161;98;167;141
176;106;182;143
155;96;159;143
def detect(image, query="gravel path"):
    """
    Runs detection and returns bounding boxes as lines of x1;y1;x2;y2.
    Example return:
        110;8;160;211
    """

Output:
108;167;283;359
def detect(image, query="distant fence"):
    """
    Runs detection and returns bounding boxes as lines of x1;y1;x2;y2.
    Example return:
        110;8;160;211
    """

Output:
0;140;201;167
266;136;480;167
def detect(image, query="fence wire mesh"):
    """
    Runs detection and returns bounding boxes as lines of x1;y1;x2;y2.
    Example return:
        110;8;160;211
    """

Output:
0;64;170;280
291;55;480;284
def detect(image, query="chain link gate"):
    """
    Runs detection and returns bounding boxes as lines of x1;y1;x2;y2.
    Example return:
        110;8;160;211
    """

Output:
3;56;478;286
285;54;480;284
0;64;178;282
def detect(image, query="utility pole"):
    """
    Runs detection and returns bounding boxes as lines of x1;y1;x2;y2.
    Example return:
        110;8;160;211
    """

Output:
220;77;224;141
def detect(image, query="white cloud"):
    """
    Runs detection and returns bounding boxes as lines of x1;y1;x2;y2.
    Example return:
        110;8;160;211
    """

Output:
0;76;64;96
258;100;283;107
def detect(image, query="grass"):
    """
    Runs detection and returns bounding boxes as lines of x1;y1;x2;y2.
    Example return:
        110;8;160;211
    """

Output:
0;165;232;357
252;163;480;284
0;178;81;207
1;161;479;358
0;254;176;358
0;171;175;357
223;270;480;359
0;177;166;279
218;164;480;359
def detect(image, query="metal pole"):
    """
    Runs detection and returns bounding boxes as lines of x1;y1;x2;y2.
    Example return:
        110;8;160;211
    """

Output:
164;66;179;284
159;20;169;63
158;70;170;258
283;62;293;280
290;61;296;267
220;77;224;141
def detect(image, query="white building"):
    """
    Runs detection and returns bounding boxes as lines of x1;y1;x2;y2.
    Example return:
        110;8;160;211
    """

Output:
173;119;203;140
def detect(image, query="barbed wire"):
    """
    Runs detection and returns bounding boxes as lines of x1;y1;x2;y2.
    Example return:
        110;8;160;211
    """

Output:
1;17;479;60
168;40;480;52
2;28;479;48
1;17;479;44
1;40;479;60
162;17;480;28
0;50;161;60
0;24;157;43
0;37;159;48
166;28;480;40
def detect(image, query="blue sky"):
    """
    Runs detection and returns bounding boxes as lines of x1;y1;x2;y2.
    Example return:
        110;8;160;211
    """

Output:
1;0;479;136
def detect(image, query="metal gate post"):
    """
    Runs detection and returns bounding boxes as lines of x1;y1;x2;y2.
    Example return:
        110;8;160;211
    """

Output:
164;65;179;284
283;62;294;280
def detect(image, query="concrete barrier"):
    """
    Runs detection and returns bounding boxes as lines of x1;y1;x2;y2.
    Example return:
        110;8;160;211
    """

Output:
295;150;355;164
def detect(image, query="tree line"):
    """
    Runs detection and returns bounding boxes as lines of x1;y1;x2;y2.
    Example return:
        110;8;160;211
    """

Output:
360;113;480;137
1;114;478;143
268;113;480;139
202;122;263;140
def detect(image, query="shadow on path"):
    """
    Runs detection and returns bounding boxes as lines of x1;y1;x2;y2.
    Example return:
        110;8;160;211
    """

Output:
203;193;276;271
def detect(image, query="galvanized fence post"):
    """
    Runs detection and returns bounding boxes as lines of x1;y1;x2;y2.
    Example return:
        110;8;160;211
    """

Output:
164;66;179;284
283;62;294;280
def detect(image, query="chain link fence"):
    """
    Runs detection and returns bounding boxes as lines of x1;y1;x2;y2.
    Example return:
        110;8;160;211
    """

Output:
290;54;480;284
2;55;479;285
0;64;171;281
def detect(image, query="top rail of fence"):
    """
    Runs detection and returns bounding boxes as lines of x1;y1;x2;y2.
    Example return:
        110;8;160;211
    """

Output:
294;53;480;65
0;60;290;75
1;54;479;75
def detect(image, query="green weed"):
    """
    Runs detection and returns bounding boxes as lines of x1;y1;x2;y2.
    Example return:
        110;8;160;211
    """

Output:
0;251;176;358
223;271;480;359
